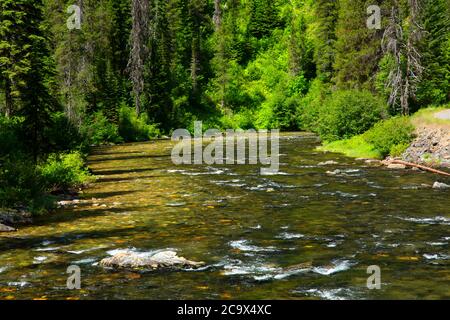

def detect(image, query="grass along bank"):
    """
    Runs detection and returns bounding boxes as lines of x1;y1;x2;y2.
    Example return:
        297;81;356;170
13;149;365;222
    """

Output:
318;106;450;165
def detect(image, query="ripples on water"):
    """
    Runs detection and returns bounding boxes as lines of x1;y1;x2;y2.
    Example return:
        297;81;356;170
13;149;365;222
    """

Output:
0;133;449;300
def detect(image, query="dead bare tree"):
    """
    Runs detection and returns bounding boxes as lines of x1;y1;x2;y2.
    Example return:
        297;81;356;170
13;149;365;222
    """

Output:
128;0;150;116
382;0;424;115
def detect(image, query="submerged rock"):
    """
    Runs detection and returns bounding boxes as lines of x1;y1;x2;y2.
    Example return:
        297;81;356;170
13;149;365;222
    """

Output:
99;250;205;271
0;223;16;232
387;163;406;169
433;182;450;189
318;160;339;166
364;159;381;165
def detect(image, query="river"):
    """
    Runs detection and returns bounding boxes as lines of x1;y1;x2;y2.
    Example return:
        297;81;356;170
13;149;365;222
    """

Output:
0;133;449;299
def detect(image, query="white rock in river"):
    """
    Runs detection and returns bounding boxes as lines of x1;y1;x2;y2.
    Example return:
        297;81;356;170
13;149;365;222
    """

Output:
433;181;450;189
0;223;16;232
99;250;205;270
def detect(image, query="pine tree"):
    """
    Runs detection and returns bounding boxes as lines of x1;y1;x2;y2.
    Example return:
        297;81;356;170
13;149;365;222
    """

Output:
6;0;59;159
248;0;281;39
314;0;339;82
0;0;35;117
416;0;450;105
288;7;315;79
333;0;385;90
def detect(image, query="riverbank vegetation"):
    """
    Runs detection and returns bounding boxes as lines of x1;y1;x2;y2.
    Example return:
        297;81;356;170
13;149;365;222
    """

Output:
1;0;449;213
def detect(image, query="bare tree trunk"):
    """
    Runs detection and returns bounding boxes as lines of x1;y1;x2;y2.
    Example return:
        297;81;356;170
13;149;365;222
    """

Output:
382;0;423;115
128;0;150;116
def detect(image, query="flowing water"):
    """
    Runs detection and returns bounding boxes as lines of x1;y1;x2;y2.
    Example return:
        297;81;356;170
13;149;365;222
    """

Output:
1;133;449;300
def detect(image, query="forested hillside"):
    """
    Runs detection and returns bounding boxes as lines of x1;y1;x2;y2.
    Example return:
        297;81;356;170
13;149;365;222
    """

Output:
1;0;449;211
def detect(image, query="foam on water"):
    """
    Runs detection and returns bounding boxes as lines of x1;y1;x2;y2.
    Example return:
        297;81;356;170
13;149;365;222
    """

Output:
312;260;355;275
276;232;305;240
394;215;450;225
229;240;278;252
294;288;355;300
423;253;449;260
7;281;30;288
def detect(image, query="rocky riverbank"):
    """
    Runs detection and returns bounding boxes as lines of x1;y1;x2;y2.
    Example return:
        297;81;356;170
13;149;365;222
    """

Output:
402;125;450;168
0;208;33;232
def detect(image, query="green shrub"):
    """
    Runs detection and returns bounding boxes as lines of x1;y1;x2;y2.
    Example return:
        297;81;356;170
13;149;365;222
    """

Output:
39;152;92;192
363;117;415;158
80;111;123;146
119;105;160;142
219;109;255;129
296;79;330;131
316;90;388;141
389;142;410;158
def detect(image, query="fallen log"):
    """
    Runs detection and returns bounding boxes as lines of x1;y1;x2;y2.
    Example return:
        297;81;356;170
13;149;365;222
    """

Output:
389;159;450;177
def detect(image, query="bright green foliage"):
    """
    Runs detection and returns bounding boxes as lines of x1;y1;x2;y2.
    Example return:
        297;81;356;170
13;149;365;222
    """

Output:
39;152;92;192
79;111;123;146
321;117;415;159
319;135;383;159
316;90;388;141
296;78;330;131
119;105;161;142
363;117;415;157
1;0;449;212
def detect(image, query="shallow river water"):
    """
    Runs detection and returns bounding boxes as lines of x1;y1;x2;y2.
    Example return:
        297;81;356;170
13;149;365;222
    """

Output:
1;133;449;299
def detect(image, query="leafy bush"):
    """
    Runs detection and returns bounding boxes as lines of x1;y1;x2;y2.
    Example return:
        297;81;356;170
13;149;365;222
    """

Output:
317;90;388;141
80;111;123;146
296;79;330;131
119;106;160;142
39;152;92;192
219;109;255;129
363;117;415;157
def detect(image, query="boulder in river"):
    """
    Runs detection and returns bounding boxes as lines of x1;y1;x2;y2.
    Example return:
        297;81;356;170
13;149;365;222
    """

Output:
100;250;205;271
0;223;16;232
432;182;450;189
326;169;342;175
387;163;406;170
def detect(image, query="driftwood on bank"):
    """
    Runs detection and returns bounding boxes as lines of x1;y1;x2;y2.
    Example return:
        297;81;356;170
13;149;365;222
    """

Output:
388;159;450;177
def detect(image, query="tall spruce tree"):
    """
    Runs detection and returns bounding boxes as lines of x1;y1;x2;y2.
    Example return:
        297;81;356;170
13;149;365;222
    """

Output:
3;0;59;159
416;0;450;105
333;0;385;90
314;0;339;82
